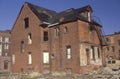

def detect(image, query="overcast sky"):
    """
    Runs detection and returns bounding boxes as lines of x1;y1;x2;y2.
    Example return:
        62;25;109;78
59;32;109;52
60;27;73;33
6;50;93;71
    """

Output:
0;0;120;35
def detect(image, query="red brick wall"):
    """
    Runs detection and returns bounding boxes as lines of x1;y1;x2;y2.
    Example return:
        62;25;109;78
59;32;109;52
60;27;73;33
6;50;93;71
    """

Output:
11;3;102;74
11;3;43;73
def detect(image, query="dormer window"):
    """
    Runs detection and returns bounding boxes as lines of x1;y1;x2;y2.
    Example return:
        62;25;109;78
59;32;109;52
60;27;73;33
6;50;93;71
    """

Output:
24;18;29;29
79;11;91;22
88;12;91;22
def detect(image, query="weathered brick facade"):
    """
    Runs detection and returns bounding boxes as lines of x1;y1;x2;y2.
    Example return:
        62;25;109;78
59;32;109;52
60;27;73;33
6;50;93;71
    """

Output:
11;2;103;74
104;32;120;64
0;30;11;73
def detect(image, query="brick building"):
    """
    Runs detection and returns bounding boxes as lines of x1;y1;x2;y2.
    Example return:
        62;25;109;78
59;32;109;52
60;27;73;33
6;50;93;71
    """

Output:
104;32;120;64
11;2;104;74
0;30;11;73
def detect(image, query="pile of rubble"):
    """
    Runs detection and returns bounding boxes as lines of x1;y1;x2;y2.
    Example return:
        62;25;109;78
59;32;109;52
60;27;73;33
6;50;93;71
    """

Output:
0;67;120;79
22;67;120;79
81;67;120;79
35;67;120;79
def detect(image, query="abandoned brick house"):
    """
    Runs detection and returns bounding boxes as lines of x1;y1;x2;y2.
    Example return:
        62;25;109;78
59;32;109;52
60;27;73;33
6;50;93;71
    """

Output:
11;2;104;74
0;30;11;73
104;32;120;65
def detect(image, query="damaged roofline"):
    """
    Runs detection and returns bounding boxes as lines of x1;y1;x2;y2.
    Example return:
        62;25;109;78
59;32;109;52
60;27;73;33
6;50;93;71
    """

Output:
41;22;60;27
48;22;59;27
43;22;51;25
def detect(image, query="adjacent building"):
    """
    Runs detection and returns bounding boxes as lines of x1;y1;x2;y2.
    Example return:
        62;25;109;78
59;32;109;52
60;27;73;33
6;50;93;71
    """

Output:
11;2;104;74
0;30;11;73
104;32;120;64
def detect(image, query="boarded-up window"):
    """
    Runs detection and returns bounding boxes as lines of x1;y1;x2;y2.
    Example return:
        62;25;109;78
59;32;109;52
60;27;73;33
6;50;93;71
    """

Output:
66;46;71;59
12;54;15;64
28;33;32;44
43;52;49;64
64;27;68;33
21;41;24;53
5;37;9;43
28;52;32;64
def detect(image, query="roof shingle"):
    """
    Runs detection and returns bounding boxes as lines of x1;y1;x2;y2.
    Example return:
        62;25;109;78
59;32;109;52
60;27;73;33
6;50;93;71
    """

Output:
26;2;98;27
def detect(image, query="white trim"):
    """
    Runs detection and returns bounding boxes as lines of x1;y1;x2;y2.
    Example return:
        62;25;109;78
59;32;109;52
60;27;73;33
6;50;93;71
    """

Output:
43;22;51;25
48;23;59;27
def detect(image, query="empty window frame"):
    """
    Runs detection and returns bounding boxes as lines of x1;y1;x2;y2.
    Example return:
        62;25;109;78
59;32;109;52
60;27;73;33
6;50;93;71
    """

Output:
119;50;120;60
28;52;32;65
106;38;109;42
97;47;100;58
43;31;48;41
20;41;24;53
4;61;8;70
5;37;9;43
4;44;9;49
0;36;2;42
108;61;111;64
28;33;32;44
91;46;95;60
24;18;29;29
112;46;115;52
118;40;120;46
5;52;8;56
55;28;60;36
64;27;68;33
107;47;109;51
89;25;95;40
86;48;90;65
0;44;2;56
43;51;49;64
66;68;72;75
66;46;72;59
112;60;116;64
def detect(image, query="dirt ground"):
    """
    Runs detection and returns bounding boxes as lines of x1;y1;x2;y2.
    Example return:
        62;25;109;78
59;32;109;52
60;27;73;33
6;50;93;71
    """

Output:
0;67;120;79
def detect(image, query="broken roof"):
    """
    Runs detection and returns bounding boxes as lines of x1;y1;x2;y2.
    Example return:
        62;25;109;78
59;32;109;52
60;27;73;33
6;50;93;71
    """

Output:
26;2;101;27
27;2;57;22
